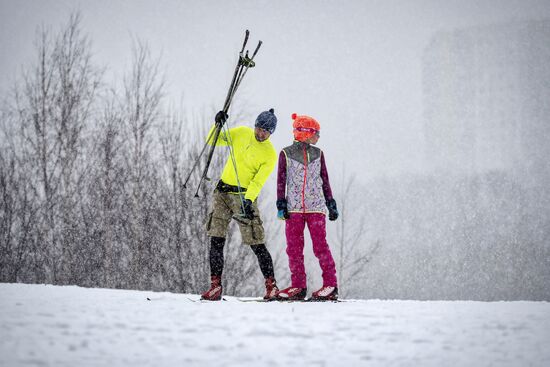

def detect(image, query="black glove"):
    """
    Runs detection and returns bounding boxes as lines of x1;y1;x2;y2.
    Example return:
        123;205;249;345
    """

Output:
214;110;228;128
276;199;290;220
242;199;254;220
326;199;339;221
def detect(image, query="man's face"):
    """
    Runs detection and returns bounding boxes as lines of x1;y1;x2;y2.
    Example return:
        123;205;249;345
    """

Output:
254;127;271;142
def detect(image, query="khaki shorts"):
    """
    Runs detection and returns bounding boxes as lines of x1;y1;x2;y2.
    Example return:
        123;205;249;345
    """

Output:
205;189;265;245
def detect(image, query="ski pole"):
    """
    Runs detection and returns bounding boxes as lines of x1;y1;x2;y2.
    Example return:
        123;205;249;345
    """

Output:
194;124;224;197
183;31;249;189
186;30;262;196
182;125;219;188
221;30;250;112
193;32;251;194
225;40;262;111
193;61;246;194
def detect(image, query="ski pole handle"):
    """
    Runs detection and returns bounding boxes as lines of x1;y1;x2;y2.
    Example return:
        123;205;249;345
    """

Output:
241;30;250;54
251;40;262;59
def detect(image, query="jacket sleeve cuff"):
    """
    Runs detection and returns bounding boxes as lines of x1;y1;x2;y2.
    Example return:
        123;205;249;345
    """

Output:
276;199;288;211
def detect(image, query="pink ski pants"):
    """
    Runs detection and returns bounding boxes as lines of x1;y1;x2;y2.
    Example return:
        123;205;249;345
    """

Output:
285;212;337;288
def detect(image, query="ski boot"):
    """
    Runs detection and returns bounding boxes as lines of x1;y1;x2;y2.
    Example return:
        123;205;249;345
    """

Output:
276;286;307;301
263;276;279;300
310;286;338;301
201;275;223;301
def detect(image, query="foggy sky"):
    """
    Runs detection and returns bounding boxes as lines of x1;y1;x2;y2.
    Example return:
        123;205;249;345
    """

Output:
1;0;550;181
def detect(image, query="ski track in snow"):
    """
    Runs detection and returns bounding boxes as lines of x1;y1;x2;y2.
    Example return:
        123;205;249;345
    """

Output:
1;283;549;367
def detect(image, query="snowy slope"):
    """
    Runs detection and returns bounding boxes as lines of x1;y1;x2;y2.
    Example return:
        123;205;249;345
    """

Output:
1;283;549;367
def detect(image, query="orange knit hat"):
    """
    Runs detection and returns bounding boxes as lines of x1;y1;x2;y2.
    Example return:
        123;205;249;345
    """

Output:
292;113;320;142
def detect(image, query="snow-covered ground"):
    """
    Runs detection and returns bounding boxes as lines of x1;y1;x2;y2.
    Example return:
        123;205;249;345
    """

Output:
1;283;549;367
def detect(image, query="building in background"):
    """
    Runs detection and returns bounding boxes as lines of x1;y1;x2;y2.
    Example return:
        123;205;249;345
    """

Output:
423;20;550;185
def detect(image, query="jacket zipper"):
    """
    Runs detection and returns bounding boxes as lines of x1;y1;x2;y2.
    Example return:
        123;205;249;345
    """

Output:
302;145;308;213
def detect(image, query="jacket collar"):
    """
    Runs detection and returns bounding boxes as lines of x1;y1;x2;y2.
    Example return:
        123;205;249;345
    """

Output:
293;140;310;148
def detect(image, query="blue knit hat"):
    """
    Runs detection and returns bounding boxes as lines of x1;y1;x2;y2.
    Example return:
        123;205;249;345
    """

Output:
255;108;277;134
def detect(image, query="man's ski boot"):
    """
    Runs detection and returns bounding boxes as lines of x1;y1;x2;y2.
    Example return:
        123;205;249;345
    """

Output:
310;286;338;301
276;287;307;301
264;276;279;300
201;275;223;301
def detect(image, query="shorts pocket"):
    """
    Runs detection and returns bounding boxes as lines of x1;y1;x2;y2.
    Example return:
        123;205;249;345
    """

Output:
251;224;264;241
205;212;213;231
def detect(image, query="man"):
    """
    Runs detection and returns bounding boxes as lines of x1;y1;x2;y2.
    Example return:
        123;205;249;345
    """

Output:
201;108;279;301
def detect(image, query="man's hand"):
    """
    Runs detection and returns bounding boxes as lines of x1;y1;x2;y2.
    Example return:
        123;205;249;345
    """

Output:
326;199;339;221
276;199;290;220
242;199;254;220
215;110;228;128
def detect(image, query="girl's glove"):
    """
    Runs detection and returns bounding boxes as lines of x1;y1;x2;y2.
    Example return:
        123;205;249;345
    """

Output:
278;209;289;220
276;199;290;220
326;199;339;221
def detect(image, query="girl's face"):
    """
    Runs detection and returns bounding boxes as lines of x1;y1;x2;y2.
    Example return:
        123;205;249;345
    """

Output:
304;132;320;145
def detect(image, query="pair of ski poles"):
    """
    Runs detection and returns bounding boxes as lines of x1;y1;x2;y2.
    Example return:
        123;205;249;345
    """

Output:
182;30;262;210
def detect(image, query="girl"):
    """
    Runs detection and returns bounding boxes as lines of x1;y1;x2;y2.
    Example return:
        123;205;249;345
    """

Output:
276;113;339;301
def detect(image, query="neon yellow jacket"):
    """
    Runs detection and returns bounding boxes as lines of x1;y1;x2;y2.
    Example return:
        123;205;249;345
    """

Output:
207;125;277;202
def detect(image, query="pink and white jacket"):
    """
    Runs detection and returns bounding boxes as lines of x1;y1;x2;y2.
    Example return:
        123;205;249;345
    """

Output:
277;141;334;214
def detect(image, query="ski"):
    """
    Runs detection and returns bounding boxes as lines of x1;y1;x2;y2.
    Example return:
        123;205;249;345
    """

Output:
186;297;228;303
237;298;344;303
304;298;343;303
183;29;263;196
237;298;274;303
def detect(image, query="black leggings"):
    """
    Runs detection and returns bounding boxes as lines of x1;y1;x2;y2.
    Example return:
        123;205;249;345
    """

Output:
209;236;274;279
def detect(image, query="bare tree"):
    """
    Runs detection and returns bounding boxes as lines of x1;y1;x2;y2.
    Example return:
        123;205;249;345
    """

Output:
158;107;193;291
17;25;59;283
0;151;17;280
80;89;127;287
120;39;164;289
333;166;381;298
2;13;101;284
52;13;101;283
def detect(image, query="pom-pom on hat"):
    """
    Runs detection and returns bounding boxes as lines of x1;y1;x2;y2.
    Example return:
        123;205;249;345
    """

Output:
255;108;278;134
292;113;320;142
